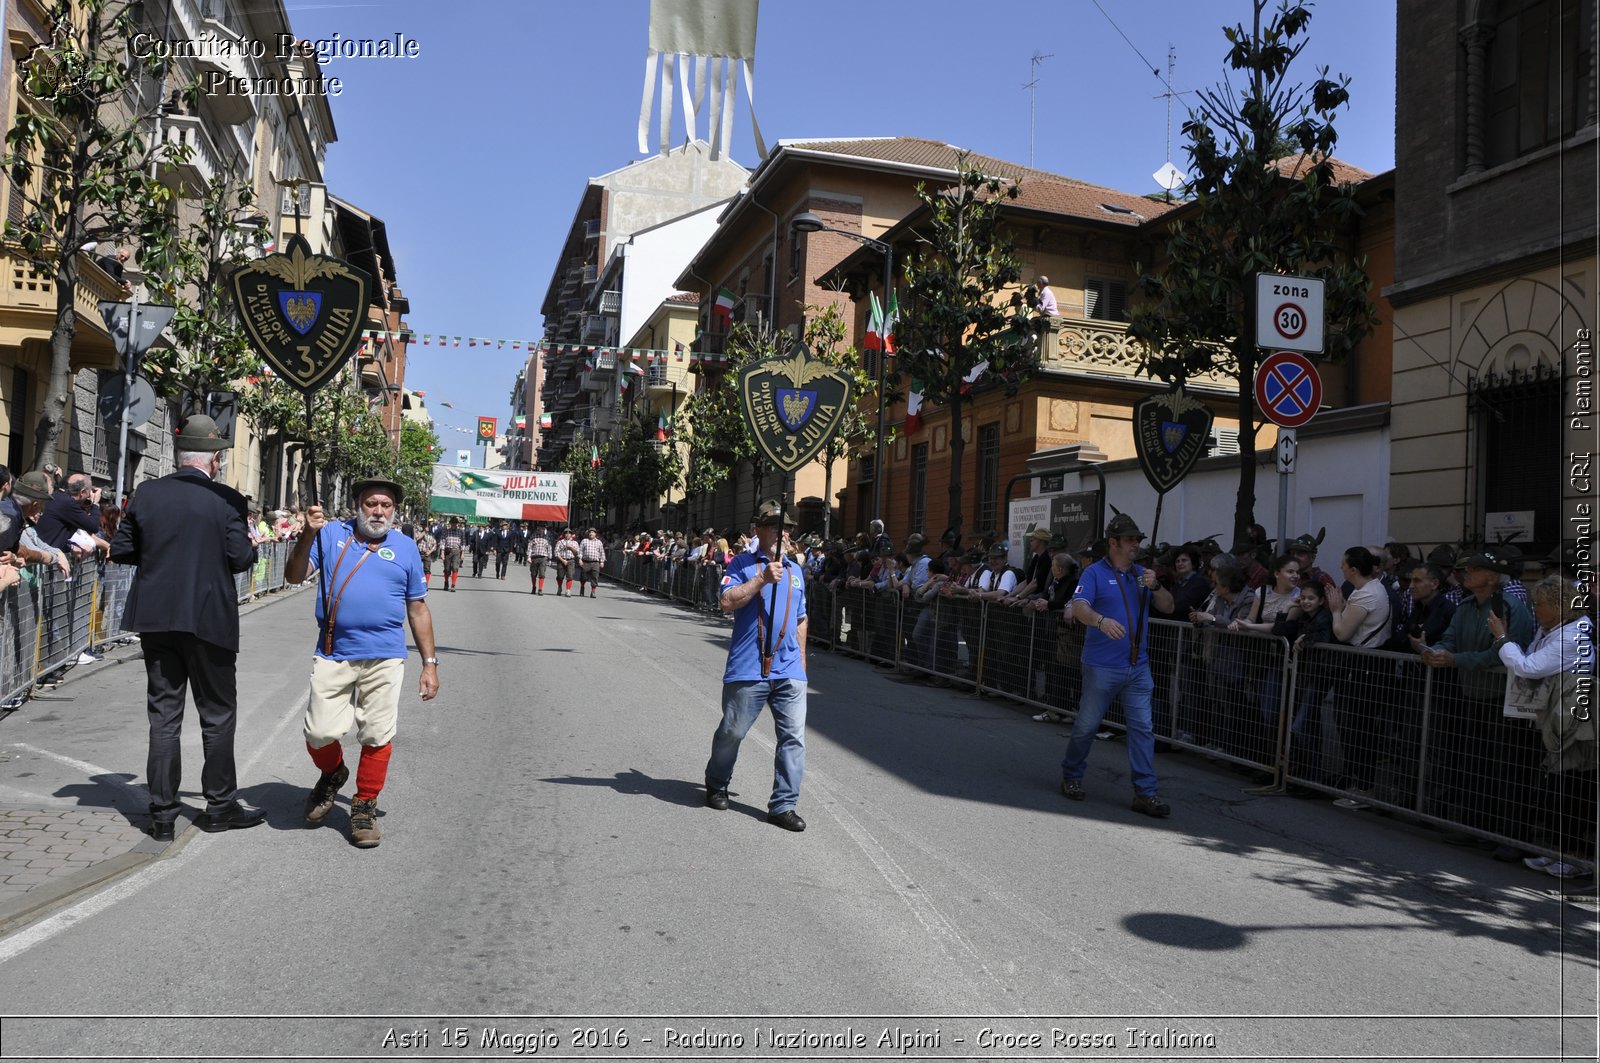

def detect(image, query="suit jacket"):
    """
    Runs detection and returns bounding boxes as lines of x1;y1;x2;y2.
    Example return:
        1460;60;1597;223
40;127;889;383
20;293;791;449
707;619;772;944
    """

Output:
109;467;257;652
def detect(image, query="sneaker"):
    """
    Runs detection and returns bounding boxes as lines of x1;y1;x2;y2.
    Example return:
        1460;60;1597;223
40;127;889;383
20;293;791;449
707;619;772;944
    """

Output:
1130;794;1172;818
76;650;103;665
1060;779;1085;801
1524;855;1556;871
304;762;350;823
348;797;381;848
1095;729;1115;740
1032;711;1062;722
1545;862;1595;879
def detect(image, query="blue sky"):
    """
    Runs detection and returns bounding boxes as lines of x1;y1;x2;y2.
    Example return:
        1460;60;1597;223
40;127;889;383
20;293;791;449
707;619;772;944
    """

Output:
291;0;1398;448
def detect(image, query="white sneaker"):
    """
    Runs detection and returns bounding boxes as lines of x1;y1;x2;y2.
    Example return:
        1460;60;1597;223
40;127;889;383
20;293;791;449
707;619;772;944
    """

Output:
1524;855;1556;871
76;650;103;666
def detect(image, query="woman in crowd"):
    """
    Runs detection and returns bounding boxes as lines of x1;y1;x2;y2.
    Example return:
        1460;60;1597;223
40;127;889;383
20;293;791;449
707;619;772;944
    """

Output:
1275;580;1337;781
1234;554;1303;735
1187;561;1256;755
1490;575;1596;880
1326;546;1393;809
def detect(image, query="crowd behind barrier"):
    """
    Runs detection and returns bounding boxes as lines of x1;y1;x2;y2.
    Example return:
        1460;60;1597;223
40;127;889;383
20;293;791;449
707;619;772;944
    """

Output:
0;540;301;714
599;547;1593;869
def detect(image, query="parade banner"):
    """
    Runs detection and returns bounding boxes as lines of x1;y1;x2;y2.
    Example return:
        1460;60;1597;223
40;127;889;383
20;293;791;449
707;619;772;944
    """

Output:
737;343;854;475
430;465;569;523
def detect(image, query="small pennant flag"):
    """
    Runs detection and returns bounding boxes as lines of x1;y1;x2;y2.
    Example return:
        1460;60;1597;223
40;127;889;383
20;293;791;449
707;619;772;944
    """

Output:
413;390;426;397
590;445;601;469
674;341;685;361
513;415;527;429
439;401;454;409
539;413;553;429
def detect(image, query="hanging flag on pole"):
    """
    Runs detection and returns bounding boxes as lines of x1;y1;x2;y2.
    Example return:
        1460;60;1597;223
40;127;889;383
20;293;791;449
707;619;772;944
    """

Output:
656;413;668;441
713;287;737;327
960;360;989;394
864;292;882;352
539;413;553;429
590;445;601;469
905;380;925;434
882;291;898;354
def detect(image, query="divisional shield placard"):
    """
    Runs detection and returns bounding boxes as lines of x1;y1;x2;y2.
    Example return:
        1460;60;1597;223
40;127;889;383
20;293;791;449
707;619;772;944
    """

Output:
229;234;372;395
738;343;854;475
1133;386;1213;494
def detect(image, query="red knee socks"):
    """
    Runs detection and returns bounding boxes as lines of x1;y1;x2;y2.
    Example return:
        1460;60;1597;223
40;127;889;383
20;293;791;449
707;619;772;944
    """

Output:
565;580;573;592
355;742;392;801
307;740;344;774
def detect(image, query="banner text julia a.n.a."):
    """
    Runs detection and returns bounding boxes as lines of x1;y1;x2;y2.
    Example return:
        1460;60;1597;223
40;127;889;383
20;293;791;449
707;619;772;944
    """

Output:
428;465;570;523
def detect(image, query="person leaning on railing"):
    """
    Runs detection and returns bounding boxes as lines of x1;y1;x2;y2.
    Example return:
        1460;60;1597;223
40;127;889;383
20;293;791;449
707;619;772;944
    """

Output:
1488;575;1596;880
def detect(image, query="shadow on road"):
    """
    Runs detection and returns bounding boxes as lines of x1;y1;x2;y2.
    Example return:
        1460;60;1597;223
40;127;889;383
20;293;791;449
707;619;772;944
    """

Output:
541;768;769;821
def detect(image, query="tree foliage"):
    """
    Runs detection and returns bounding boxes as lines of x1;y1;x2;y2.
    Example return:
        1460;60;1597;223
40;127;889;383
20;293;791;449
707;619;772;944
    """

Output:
1128;0;1376;544
143;173;267;414
4;0;191;469
597;407;685;527
803;301;877;538
559;443;603;524
681;322;770;498
892;160;1037;537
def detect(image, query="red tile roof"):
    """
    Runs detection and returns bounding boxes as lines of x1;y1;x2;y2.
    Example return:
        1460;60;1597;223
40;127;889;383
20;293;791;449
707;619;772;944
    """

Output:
1271;153;1375;185
778;136;1095;187
1002;178;1180;225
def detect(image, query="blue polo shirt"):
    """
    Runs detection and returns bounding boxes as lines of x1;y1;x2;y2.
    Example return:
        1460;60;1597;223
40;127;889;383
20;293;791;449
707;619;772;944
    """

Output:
312;521;426;661
1071;558;1154;668
721;552;807;682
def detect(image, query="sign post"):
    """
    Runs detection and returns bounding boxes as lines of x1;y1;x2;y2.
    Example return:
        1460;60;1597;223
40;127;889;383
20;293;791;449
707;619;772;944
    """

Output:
99;299;175;500
1256;350;1323;552
1255;273;1326;354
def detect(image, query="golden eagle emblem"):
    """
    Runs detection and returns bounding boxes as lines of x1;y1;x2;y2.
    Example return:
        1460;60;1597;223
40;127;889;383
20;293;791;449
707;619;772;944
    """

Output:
770;352;832;388
255;241;351;290
282;295;318;332
781;392;812;426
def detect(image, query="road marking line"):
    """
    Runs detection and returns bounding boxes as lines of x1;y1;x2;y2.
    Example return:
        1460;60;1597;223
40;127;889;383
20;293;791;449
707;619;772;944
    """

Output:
0;855;183;964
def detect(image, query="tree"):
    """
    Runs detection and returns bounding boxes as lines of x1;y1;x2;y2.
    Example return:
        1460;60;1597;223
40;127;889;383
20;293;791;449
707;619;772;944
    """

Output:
1128;0;1376;545
599;407;685;528
142;173;267;415
396;419;442;520
802;301;877;539
892;160;1037;539
559;444;603;527
4;0;190;469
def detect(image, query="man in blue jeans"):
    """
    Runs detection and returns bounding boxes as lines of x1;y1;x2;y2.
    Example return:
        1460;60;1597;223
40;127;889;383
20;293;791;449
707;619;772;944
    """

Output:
1061;513;1176;817
704;499;809;832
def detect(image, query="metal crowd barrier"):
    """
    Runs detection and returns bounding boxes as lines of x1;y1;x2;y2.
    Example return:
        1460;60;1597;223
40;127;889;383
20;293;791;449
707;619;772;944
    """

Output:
0;539;305;714
598;562;1585;862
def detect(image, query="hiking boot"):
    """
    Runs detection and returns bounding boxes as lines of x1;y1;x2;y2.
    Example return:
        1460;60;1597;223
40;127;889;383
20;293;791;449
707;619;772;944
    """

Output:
304;762;349;823
348;797;381;848
1060;779;1085;801
1130;794;1172;818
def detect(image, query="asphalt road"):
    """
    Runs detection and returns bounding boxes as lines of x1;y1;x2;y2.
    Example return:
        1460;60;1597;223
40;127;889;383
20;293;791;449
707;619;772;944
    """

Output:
0;570;1593;1061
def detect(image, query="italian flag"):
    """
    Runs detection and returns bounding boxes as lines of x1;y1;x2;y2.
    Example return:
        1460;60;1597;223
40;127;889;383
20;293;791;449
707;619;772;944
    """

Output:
713;288;737;327
905;380;925;435
539;413;553;429
590;445;601;469
656;413;668;441
961;360;989;394
882;291;898;354
863;292;882;352
513;415;526;430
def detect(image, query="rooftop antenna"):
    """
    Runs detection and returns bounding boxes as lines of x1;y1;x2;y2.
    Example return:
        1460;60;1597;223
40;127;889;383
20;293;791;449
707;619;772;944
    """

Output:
1024;51;1053;168
1151;45;1190;202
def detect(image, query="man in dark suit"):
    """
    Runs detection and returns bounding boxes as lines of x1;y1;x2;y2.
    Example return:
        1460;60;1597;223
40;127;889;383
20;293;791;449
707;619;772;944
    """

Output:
493;520;513;579
109;415;263;841
470;524;491;578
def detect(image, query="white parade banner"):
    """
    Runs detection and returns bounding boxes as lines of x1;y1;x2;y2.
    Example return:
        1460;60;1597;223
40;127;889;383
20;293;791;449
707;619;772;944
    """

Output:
430;464;570;523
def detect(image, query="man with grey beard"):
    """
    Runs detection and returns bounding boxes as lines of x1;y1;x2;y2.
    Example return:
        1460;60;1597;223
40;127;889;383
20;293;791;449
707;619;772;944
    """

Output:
286;478;440;848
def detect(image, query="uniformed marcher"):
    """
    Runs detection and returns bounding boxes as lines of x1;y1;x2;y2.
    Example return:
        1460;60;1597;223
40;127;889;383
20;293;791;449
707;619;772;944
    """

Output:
554;530;580;596
527;525;553;594
109;415;262;839
438;518;465;591
704;500;810;832
285;478;440;848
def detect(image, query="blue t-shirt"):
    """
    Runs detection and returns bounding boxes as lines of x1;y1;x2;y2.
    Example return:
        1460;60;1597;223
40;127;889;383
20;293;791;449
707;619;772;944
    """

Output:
721;552;808;682
312;521;426;661
1071;558;1153;668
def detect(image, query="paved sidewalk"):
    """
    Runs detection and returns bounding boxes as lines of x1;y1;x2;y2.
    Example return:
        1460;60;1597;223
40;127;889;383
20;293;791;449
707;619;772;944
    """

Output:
0;585;309;932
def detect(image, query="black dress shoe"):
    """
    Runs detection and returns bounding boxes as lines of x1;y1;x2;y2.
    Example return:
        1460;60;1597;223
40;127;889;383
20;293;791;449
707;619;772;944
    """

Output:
148;821;175;841
195;803;267;832
705;788;730;811
767;809;806;832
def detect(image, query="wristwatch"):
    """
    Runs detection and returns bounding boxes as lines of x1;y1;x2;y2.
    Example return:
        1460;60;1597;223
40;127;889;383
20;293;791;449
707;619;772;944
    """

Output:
421;657;440;666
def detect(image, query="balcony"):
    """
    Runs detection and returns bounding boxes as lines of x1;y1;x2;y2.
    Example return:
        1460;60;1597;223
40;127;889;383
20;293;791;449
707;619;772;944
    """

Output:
599;289;621;314
580;350;616;391
583;219;602;240
157;114;223;195
1036;316;1233;391
0;250;123;371
580;314;609;343
688;330;730;373
645;363;677;392
581;264;598;287
195;16;255;124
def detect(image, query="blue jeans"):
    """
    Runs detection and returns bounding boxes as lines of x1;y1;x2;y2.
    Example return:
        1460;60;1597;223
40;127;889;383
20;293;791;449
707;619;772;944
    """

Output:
705;678;807;812
1060;661;1159;797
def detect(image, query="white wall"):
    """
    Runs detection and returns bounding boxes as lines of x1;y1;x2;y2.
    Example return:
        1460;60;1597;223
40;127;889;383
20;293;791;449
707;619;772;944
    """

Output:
1038;425;1392;556
617;203;726;346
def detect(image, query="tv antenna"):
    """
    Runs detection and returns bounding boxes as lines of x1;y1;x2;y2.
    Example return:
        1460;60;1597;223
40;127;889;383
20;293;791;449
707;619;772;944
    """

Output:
1024;51;1053;168
1151;45;1191;201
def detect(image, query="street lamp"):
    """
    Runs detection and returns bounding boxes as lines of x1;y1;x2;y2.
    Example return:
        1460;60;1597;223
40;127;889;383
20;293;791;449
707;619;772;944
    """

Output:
789;211;893;528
